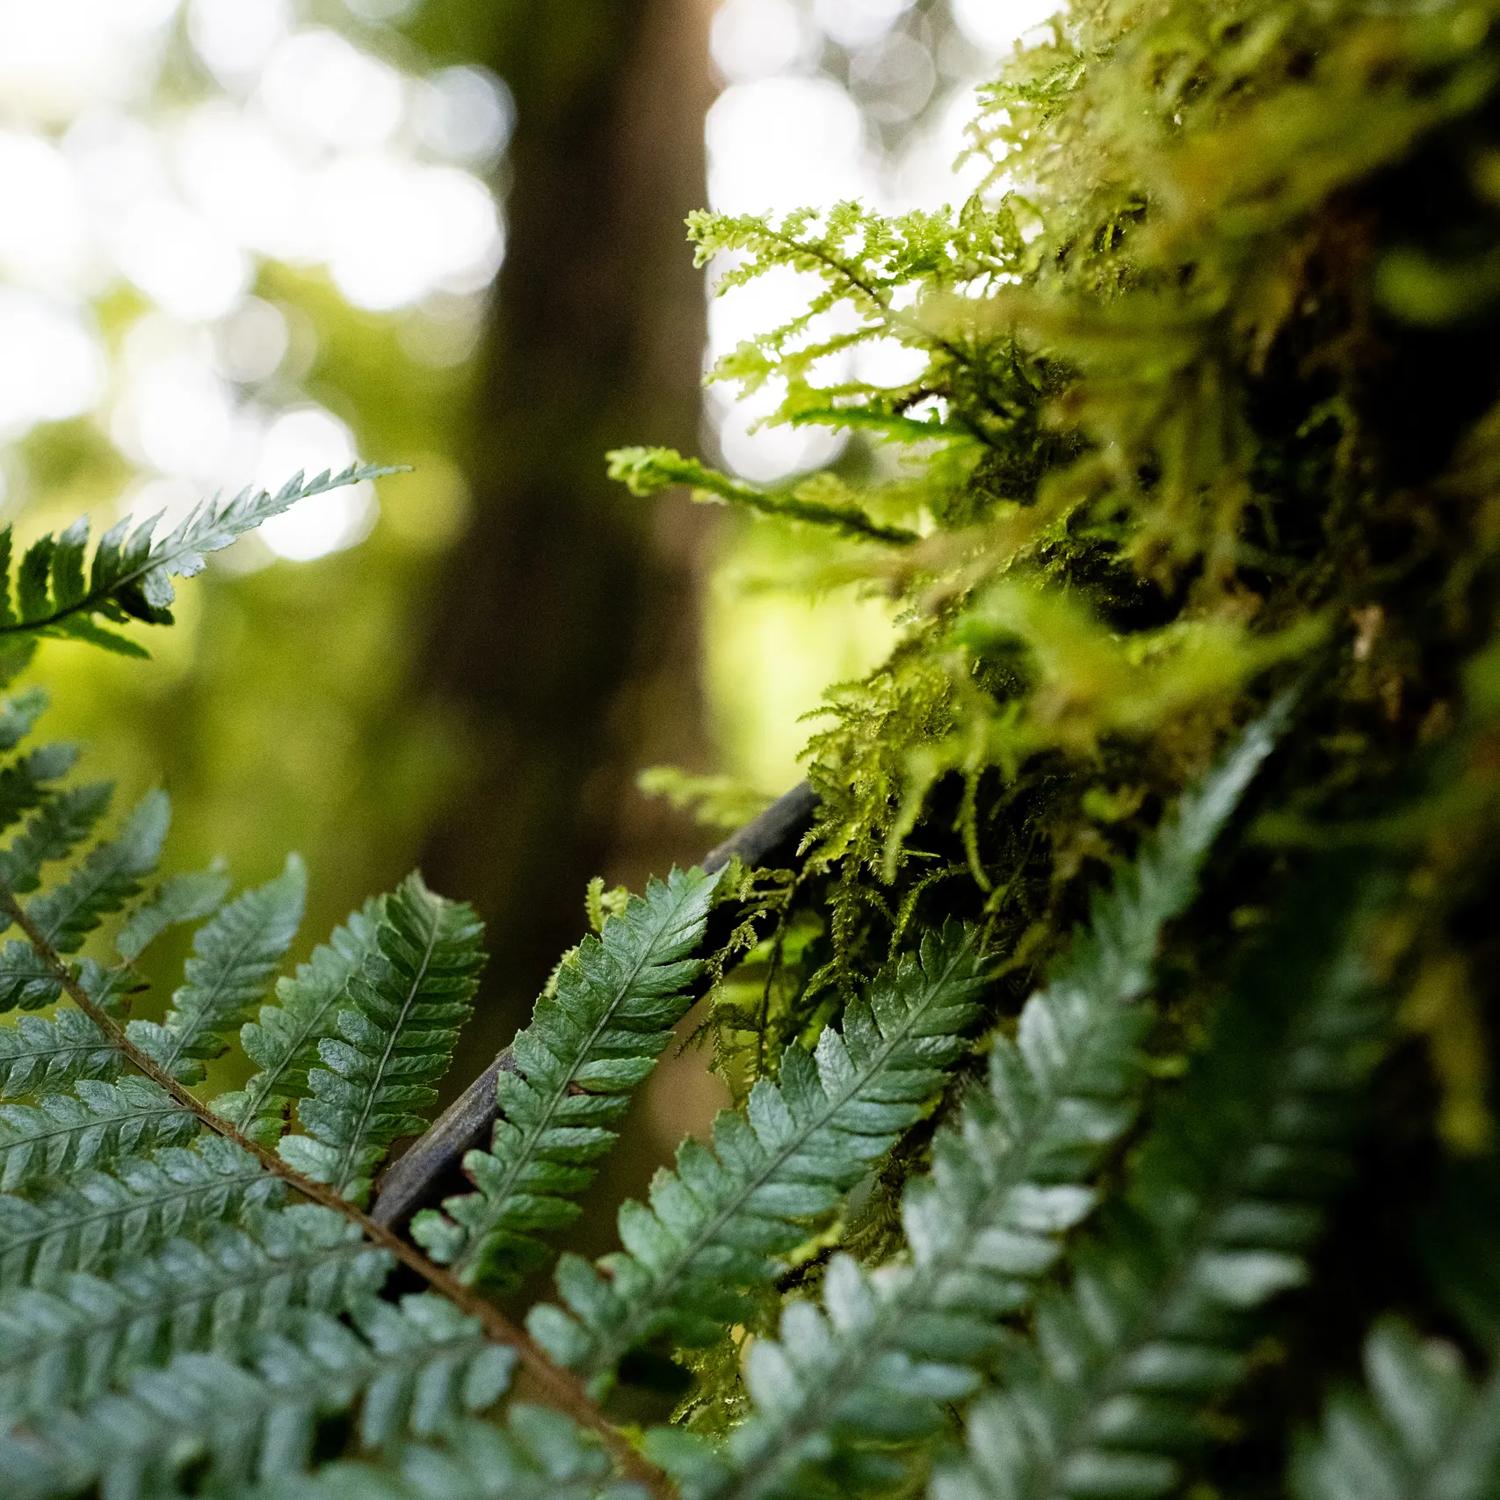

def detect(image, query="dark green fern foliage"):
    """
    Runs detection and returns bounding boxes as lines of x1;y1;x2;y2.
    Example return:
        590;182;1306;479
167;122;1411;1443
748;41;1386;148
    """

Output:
0;1204;389;1422
1292;1318;1500;1500
0;465;525;1498
645;708;1283;1498
0;792;169;1013
936;859;1391;1500
5;0;1500;1493
529;923;988;1393
412;867;720;1286
288;1408;648;1500
216;897;384;1148
4;1295;512;1500
0;1077;196;1193
0;464;397;659
127;856;306;1084
278;873;485;1206
0;1012;121;1095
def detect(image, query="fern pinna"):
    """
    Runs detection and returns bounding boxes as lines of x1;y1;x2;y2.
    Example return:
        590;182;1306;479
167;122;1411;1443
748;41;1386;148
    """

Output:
4;0;1500;1495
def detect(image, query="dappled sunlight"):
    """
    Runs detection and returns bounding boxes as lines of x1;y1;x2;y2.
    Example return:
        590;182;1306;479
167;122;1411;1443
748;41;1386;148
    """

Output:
700;0;1033;485
698;0;1045;795
0;0;507;563
0;290;106;439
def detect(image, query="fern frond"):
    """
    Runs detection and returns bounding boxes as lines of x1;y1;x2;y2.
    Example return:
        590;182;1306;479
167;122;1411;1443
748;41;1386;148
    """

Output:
216;896;384;1146
528;922;988;1394
0;1078;195;1192
1291;1318;1500;1500
286;1408;646;1500
0;791;170;1013
645;708;1285;1498
0;1204;390;1421
412;867;719;1286
0;783;111;896
0;465;400;652
0;687;48;752
0;1294;513;1500
113;866;231;964
0;743;79;840
608;449;919;546
932;860;1393;1500
279;874;484;1205
0;1012;120;1097
0;1136;280;1291
126;855;305;1083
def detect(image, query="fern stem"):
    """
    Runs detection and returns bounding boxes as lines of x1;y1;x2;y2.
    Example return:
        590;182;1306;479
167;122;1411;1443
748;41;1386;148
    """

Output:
0;876;673;1498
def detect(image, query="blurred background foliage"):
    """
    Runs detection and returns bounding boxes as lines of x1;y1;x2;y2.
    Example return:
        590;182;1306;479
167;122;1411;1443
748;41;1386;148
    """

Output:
0;0;1052;1193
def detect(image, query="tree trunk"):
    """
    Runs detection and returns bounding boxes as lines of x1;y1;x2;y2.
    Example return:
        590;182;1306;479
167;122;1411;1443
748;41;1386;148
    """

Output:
411;0;717;1079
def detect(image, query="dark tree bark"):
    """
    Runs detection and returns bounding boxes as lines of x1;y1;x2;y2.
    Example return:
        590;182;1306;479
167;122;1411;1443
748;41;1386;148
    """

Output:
409;0;717;1080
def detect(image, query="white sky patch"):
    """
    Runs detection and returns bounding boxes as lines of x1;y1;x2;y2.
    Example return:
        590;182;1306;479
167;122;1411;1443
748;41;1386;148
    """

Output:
0;290;106;439
259;28;407;152
712;386;847;483
951;0;1061;51
704;68;874;480
412;67;515;167
187;0;292;92
0;132;96;295
710;0;815;82
214;297;291;384
707;75;869;214
0;0;177;121
0;2;505;550
812;0;915;48
254;406;376;561
173;103;314;262
110;320;243;480
854;336;928;389
112;196;251;321
115;472;211;533
886;84;994;210
65;110;171;218
702;0;1038;482
319;156;504;310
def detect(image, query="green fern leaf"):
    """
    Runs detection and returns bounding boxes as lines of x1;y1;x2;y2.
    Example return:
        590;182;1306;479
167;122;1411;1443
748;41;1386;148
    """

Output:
412;866;719;1285
0;1205;389;1421
0;687;47;753
216;896;384;1146
0;743;79;839
0;791;170;1013
932;860;1393;1500
0;1012;121;1097
0;1078;196;1192
0;1136;280;1291
1291;1318;1500;1500
608;448;918;545
16;537;55;624
0;466;401;651
279;874;484;1205
0;784;112;896
528;921;988;1394
645;707;1285;1499
126;855;306;1083
287;1409;647;1500
0;1294;512;1500
113;866;231;964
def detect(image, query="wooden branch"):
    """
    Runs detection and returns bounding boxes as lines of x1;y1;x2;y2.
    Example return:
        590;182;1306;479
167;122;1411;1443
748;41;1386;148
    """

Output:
369;781;817;1230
